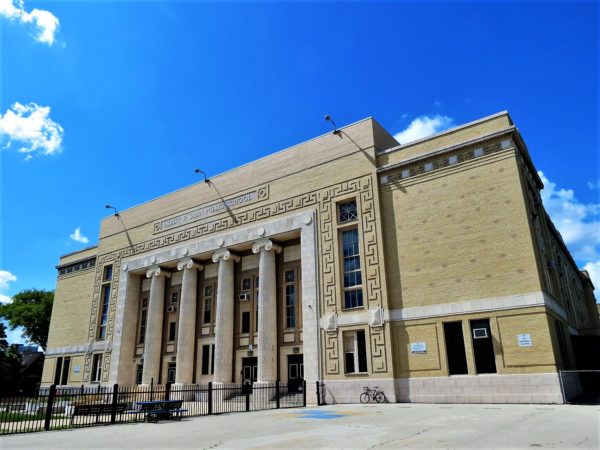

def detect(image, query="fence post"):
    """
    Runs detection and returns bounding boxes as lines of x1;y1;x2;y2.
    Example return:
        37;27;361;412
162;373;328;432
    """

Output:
302;380;306;407
165;383;171;401
44;384;56;431
111;384;119;424
245;385;250;412
208;382;213;415
276;381;280;409
316;381;321;406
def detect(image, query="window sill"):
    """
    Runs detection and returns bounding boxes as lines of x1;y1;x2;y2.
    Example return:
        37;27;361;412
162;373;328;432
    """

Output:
341;306;365;312
345;372;369;377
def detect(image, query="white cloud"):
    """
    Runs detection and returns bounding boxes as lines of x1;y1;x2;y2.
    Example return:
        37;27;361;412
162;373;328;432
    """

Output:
70;227;89;244
394;115;454;144
583;261;600;297
0;270;17;304
0;102;64;158
538;171;600;263
587;180;600;190
0;0;60;45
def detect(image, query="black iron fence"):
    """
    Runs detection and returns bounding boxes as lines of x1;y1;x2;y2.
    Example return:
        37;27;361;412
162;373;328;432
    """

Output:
0;380;306;435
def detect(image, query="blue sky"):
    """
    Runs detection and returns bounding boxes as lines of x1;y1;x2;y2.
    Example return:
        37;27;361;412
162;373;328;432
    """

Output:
0;1;598;344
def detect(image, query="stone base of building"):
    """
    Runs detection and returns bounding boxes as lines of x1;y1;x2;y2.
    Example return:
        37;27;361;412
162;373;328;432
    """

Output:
320;373;568;405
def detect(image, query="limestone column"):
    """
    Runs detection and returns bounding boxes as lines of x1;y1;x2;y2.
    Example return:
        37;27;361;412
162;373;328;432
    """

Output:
175;258;203;385
212;248;240;383
142;265;170;385
252;238;282;383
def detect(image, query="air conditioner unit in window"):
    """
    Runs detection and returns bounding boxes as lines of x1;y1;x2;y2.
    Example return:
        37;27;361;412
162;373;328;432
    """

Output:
167;305;177;313
472;328;488;339
239;293;250;301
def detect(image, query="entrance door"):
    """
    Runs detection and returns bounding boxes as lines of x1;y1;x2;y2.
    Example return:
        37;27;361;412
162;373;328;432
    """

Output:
443;322;468;375
242;357;257;384
470;319;497;374
287;354;304;393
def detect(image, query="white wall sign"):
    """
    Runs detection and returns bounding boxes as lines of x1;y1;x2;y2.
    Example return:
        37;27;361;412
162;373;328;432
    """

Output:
517;334;532;347
73;365;81;374
410;342;427;354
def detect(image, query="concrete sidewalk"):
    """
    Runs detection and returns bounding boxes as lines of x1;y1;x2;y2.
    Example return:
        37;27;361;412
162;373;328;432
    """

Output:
2;403;598;449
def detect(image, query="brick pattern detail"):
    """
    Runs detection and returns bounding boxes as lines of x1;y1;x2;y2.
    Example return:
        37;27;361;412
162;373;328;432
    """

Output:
369;326;388;373
382;139;506;184
325;331;340;374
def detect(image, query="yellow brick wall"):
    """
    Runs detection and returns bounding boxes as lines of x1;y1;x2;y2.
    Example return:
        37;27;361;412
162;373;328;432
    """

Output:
381;150;541;310
46;269;96;348
391;307;557;378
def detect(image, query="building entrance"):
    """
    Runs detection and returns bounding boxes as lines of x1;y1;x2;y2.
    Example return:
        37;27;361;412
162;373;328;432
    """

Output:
443;321;468;375
242;357;257;384
287;354;303;393
470;319;497;373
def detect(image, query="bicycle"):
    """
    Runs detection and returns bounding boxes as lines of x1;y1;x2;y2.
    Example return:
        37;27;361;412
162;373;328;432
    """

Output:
360;386;385;403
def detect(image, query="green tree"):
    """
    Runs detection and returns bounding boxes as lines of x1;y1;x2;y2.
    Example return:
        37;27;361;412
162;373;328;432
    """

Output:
0;289;54;350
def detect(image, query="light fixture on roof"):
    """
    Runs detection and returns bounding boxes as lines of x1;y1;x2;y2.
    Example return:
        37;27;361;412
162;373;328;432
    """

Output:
194;168;210;184
324;115;340;135
105;204;120;217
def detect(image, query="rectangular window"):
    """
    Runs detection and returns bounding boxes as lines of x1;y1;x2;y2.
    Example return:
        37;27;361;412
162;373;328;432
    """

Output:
103;265;113;281
203;286;213;324
97;285;111;340
448;155;458;165
54;357;63;385
424;162;433;172
138;297;148;344
284;269;296;329
401;169;410;178
167;363;176;384
338;200;358;223
343;330;367;374
201;344;215;375
61;357;71;385
170;291;178;304
168;321;177;341
241;311;250;333
136;365;143;385
92;354;103;382
342;228;363;309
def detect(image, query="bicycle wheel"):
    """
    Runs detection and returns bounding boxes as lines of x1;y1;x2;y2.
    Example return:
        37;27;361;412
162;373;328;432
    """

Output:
375;392;385;403
360;392;370;404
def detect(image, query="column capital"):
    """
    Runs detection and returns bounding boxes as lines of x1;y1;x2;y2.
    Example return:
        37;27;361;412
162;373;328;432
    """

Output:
252;238;282;254
146;265;171;279
211;248;240;264
177;257;204;271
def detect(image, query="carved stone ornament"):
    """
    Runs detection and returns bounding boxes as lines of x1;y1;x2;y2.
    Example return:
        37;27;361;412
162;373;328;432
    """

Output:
322;312;338;332
303;214;312;225
177;257;204;271
211;248;240;263
252;238;282;254
146;265;171;279
369;307;385;327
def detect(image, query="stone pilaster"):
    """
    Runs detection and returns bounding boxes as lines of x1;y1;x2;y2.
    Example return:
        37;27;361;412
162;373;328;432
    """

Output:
175;258;203;385
142;265;170;385
252;238;282;383
212;248;240;383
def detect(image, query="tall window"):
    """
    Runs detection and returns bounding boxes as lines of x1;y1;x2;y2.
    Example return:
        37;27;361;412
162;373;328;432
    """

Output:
343;330;368;374
342;228;363;308
97;284;111;339
241;312;251;333
255;276;259;331
168;321;177;341
136;365;143;385
138;297;148;344
167;363;176;384
92;353;103;382
203;286;213;324
201;344;215;375
284;269;296;328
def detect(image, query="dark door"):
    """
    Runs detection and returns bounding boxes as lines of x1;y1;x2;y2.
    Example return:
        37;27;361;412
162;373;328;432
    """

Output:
287;354;304;393
242;357;257;384
470;319;497;374
443;322;468;375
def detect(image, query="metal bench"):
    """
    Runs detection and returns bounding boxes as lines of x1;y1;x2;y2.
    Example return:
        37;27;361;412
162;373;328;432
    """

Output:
71;403;127;424
133;400;187;423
